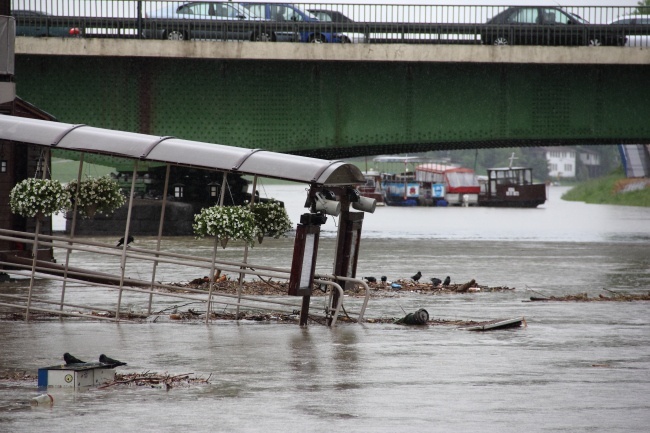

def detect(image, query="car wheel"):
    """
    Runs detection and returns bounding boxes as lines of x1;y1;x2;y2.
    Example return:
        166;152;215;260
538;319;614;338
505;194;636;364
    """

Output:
165;30;186;41
252;32;272;42
310;34;326;43
588;38;602;47
493;36;509;46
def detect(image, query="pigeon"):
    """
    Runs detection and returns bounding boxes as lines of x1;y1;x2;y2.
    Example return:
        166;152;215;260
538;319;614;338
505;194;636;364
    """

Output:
431;277;442;286
443;276;451;286
364;276;377;283
64;352;86;364
380;276;388;283
116;235;134;247
411;271;422;282
99;354;127;367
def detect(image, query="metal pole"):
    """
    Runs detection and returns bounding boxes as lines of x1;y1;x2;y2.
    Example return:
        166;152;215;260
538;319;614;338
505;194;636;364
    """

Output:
236;175;257;318
26;149;50;321
60;153;84;313
147;163;170;314
205;235;219;324
205;172;228;324
25;217;40;322
116;161;138;321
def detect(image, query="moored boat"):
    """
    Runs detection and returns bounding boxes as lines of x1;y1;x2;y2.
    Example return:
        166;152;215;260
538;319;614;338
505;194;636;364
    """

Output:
415;163;480;206
478;166;547;208
359;170;385;206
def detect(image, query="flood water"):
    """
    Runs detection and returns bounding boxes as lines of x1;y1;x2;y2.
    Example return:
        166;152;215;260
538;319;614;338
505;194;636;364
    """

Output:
1;185;649;432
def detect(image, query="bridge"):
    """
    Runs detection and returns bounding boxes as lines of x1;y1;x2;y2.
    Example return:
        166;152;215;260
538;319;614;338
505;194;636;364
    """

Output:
9;2;650;158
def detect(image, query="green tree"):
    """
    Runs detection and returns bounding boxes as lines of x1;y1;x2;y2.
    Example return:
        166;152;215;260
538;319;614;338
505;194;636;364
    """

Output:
636;0;650;14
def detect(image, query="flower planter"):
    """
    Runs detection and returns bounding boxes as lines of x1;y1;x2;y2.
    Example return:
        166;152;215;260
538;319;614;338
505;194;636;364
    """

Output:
10;178;71;219
66;176;125;219
252;200;293;243
193;205;256;248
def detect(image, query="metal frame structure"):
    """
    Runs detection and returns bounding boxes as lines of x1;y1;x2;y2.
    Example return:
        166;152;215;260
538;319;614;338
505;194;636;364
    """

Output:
0;114;371;326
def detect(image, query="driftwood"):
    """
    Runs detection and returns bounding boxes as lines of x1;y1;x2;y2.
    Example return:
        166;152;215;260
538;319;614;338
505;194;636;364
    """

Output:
99;372;210;389
455;279;476;293
527;291;650;302
172;277;514;298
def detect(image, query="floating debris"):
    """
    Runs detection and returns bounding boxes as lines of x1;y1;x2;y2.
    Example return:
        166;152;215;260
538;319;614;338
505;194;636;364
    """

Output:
458;317;526;331
99;372;210;389
171;277;514;298
526;291;650;302
395;309;429;325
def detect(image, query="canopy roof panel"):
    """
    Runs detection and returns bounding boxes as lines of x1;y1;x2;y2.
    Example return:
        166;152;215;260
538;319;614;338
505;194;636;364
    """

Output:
0;115;364;186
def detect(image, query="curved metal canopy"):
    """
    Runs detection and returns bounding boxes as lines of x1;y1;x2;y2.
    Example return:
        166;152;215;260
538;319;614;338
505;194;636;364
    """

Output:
0;115;364;186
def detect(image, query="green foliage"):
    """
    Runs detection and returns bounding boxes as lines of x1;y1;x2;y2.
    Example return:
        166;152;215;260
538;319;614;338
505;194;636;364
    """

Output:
636;0;650;15
10;178;71;218
562;170;650;207
252;200;293;241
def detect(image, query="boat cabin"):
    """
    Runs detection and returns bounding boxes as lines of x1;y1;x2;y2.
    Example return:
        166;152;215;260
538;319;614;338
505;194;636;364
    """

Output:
479;167;546;208
415;164;480;206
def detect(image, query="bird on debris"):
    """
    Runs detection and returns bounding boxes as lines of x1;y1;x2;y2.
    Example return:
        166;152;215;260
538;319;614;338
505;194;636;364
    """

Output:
364;276;377;283
64;353;86;365
411;271;422;282
116;235;134;247
431;277;442;286
380;276;388;283
443;276;451;286
99;354;127;367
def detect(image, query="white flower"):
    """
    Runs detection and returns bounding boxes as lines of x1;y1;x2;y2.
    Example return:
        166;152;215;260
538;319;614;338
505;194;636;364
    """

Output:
66;176;125;218
10;178;71;218
252;200;293;241
193;205;256;246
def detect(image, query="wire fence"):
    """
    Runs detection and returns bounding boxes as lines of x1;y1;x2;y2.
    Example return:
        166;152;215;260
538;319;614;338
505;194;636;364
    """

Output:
9;1;650;46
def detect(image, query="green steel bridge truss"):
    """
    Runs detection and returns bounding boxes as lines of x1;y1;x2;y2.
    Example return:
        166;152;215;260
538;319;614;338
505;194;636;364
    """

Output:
15;55;650;160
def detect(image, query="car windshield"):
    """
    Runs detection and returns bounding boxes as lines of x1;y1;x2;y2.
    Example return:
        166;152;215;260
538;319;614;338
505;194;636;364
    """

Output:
569;13;589;24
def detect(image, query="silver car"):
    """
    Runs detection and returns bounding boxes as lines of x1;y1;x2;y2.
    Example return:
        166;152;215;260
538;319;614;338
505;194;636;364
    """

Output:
144;1;268;41
609;14;650;47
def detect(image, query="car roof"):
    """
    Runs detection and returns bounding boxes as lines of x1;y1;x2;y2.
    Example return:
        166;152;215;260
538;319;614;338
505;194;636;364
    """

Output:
609;14;650;24
12;10;50;16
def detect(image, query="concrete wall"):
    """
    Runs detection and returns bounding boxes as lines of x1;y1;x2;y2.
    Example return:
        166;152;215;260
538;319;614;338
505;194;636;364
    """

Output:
16;37;650;65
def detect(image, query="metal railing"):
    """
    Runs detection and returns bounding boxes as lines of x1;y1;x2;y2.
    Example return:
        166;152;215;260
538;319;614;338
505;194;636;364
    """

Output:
0;227;370;325
9;2;650;47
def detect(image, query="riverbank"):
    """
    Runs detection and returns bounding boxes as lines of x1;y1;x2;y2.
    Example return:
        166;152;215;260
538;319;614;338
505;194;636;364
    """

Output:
561;171;650;207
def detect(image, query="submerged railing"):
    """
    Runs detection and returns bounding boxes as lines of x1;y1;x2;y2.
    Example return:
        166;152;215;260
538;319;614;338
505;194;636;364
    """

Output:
0;228;370;326
9;2;650;47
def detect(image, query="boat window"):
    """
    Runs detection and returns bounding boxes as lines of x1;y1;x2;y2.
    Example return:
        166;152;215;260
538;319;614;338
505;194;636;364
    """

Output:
446;172;479;188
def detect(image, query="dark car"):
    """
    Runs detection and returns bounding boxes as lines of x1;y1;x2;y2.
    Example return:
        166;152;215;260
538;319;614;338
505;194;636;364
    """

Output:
609;15;650;47
482;6;626;46
13;10;81;37
144;1;268;41
236;3;347;43
306;8;363;43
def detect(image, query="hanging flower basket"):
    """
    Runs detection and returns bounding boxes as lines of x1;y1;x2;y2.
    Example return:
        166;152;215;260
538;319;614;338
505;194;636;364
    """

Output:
193;205;256;248
9;178;71;219
66;176;126;218
252;200;293;243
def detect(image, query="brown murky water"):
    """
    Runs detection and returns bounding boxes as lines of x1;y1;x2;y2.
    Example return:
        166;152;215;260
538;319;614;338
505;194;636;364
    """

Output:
1;185;649;432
